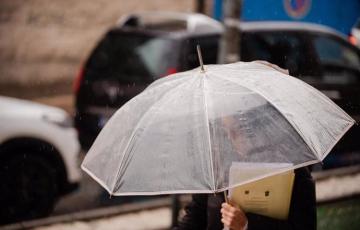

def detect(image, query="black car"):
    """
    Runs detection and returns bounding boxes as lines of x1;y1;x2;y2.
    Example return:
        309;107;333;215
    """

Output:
74;12;223;149
74;13;360;168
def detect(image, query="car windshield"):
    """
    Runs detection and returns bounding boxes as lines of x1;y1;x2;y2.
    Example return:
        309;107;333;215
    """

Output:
87;31;180;83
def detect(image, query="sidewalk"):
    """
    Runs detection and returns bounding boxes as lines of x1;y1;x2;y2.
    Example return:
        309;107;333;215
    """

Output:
25;170;360;230
34;208;171;230
316;171;360;202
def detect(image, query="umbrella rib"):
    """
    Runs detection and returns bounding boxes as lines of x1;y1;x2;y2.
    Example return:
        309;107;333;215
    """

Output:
110;77;195;193
145;71;194;92
211;72;319;159
201;73;216;191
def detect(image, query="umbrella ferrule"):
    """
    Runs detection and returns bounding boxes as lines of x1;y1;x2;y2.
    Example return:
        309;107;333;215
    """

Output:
196;44;205;73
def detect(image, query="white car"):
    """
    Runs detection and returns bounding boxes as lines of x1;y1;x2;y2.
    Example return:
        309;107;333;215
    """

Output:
0;96;81;224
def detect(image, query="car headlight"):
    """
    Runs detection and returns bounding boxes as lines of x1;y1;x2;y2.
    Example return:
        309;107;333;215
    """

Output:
42;114;73;128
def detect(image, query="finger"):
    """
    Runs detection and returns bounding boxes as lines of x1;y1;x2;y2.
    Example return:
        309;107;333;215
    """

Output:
222;208;247;225
221;209;235;219
227;206;237;214
222;203;236;212
228;200;246;215
221;218;230;227
222;214;234;222
222;216;233;224
228;198;241;207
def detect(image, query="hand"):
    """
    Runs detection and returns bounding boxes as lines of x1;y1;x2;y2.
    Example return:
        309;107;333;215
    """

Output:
221;202;248;230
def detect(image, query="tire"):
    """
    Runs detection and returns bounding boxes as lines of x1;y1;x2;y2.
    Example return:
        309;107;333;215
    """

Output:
0;153;58;224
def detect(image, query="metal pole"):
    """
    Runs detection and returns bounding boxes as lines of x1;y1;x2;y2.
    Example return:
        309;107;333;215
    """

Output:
218;0;242;64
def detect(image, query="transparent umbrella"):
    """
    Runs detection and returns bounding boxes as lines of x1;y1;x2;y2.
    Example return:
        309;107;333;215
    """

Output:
81;52;354;196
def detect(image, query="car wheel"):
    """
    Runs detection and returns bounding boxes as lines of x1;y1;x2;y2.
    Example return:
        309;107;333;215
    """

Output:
0;153;58;224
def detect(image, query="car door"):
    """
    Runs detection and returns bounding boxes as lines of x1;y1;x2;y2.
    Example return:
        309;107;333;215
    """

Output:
76;30;182;149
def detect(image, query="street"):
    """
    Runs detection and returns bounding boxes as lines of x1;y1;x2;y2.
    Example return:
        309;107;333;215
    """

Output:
0;91;358;230
1;1;360;229
35;94;360;218
24;170;360;230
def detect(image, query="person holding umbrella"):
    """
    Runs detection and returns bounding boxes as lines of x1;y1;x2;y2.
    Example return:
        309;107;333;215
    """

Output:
174;96;317;230
175;169;316;230
81;56;354;230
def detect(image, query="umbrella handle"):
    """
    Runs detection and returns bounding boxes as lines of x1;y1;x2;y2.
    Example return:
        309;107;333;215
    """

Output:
223;191;230;230
223;190;229;203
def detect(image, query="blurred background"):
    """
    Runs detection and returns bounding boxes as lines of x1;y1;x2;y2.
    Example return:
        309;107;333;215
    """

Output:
0;0;360;229
0;0;196;105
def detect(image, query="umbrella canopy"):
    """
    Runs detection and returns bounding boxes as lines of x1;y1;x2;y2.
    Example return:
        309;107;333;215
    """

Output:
81;61;355;196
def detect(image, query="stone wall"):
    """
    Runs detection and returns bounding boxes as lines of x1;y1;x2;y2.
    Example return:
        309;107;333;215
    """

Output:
0;0;195;95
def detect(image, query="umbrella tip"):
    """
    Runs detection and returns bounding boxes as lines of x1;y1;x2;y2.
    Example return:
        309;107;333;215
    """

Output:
196;44;205;73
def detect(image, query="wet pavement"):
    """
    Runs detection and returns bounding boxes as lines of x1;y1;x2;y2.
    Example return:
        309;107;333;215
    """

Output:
35;208;171;230
29;170;360;230
316;171;360;202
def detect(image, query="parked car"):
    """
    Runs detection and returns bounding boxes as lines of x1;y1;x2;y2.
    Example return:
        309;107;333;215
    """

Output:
0;96;81;224
73;12;223;149
74;12;360;168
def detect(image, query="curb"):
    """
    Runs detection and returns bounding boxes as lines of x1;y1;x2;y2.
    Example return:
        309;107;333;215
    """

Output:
0;198;172;230
312;165;360;180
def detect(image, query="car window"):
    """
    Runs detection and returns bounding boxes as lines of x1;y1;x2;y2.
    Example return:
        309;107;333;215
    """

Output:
184;35;220;70
240;31;317;77
313;35;360;84
314;36;360;67
86;31;180;83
